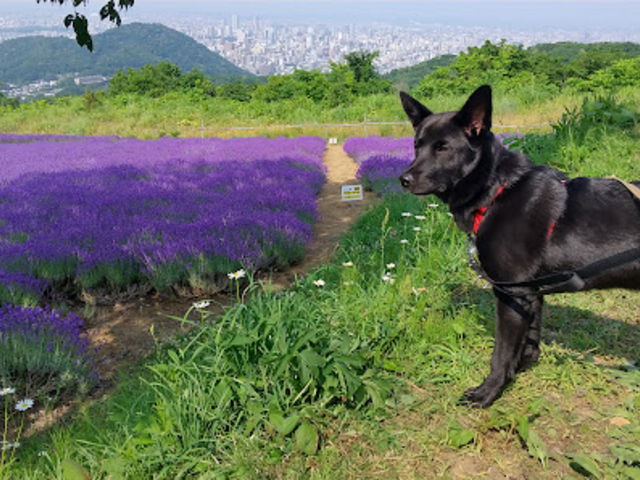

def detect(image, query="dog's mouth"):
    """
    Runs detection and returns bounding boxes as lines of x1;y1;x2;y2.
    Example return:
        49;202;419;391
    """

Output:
399;175;446;196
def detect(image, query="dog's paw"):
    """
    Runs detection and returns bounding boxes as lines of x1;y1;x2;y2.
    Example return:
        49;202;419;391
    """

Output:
518;344;540;372
459;384;502;408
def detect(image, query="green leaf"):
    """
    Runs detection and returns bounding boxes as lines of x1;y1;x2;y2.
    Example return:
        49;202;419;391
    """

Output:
448;426;475;448
622;466;640;480
300;348;326;369
102;457;127;478
567;453;602;478
526;429;549;468
227;335;256;347
295;421;318;455
61;459;91;480
609;444;640;465
269;410;300;436
516;415;530;442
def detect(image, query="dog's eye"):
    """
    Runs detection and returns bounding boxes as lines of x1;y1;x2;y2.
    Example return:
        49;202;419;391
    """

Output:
433;142;448;153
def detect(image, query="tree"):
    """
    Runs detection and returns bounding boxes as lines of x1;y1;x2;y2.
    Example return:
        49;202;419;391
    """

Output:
35;0;135;51
107;62;216;99
341;51;392;96
344;51;381;83
0;92;19;109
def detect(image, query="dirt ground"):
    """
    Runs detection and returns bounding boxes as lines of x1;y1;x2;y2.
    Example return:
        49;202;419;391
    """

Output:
86;144;375;383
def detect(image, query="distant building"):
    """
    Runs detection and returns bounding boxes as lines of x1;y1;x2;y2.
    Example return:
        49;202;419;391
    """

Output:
74;76;108;86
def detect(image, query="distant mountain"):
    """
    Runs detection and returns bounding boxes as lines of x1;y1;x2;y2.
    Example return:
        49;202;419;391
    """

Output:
383;54;456;90
0;23;252;85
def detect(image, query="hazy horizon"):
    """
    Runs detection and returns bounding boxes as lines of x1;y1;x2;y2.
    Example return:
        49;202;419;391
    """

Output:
1;1;640;32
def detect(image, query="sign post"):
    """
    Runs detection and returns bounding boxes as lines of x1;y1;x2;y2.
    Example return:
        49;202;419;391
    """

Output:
341;185;363;202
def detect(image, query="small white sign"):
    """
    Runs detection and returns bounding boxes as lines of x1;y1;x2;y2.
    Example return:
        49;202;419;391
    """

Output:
342;184;363;202
328;137;338;145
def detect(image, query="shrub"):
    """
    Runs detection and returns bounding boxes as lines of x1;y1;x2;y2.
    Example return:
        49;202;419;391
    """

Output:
0;305;99;402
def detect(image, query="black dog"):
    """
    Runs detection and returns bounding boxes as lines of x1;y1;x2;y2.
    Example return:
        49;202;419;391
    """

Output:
399;85;640;407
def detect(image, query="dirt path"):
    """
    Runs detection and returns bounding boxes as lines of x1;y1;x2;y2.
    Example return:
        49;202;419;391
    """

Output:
88;144;374;381
269;144;374;286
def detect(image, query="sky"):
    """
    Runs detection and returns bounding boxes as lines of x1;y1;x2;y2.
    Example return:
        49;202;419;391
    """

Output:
1;1;640;31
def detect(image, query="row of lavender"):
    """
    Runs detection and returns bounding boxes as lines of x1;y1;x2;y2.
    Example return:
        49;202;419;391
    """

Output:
0;134;327;304
345;133;522;196
344;136;413;195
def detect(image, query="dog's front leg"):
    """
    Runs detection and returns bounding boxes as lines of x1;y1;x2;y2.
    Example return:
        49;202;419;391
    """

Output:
461;291;542;407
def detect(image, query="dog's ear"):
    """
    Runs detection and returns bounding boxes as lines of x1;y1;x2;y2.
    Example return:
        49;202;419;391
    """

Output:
455;85;492;137
400;91;433;130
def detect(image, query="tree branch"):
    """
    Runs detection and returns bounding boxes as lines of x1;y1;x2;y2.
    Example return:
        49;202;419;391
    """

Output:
36;0;135;52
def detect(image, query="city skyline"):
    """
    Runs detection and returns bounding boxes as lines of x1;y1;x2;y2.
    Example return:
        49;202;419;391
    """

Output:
2;0;640;97
2;1;640;30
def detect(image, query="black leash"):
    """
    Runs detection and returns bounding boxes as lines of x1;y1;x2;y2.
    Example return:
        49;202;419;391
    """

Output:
466;235;640;297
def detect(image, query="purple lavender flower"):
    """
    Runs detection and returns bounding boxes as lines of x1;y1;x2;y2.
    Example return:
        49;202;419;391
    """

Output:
0;136;327;296
0;304;99;398
344;136;413;195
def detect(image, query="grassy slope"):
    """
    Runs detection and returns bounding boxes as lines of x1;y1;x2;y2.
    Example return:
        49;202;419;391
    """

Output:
6;90;640;478
5;89;635;140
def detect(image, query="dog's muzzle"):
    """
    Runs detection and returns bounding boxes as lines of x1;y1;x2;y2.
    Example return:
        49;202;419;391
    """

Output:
399;172;414;189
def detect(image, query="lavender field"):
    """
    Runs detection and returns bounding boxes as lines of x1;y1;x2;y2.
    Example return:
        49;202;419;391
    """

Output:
0;134;327;304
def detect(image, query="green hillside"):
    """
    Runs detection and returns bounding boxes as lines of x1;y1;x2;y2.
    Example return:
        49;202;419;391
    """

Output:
0;22;252;84
383;54;456;89
528;41;640;62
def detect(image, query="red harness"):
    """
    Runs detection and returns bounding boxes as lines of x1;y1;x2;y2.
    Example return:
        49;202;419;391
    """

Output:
473;185;505;235
473;183;560;239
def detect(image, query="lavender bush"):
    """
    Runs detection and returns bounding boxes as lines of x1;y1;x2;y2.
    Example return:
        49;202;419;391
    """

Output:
344;136;413;195
0;271;48;307
0;304;98;400
343;135;412;165
0;135;327;299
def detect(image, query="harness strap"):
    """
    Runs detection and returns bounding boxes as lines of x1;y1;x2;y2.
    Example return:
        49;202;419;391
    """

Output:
468;236;640;298
473;185;505;235
607;175;640;201
468;176;640;297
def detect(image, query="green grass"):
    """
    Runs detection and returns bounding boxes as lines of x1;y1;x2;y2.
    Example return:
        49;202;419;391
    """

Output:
5;92;640;479
11;192;640;478
3;88;640;140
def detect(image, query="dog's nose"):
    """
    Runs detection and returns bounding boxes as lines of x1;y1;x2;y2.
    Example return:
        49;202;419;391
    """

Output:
399;173;414;188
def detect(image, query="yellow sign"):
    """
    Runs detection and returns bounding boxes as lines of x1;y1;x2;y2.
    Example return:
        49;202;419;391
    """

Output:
342;184;363;202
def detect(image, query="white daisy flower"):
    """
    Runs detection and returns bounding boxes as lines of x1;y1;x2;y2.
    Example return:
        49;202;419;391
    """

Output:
415;215;426;220
413;227;421;232
386;263;396;269
0;387;15;396
342;261;354;267
227;269;246;280
193;300;210;309
401;212;412;217
400;239;409;244
313;279;325;287
428;203;439;208
15;398;34;411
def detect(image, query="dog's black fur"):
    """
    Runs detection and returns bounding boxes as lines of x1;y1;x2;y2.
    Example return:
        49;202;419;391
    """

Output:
399;85;640;407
